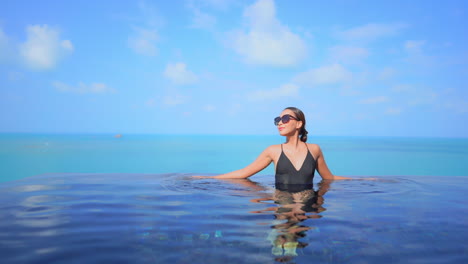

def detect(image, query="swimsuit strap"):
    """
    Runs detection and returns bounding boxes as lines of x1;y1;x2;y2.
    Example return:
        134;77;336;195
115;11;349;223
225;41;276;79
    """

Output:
304;142;309;153
304;142;316;161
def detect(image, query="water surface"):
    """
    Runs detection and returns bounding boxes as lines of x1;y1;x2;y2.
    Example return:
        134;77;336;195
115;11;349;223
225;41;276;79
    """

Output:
1;173;467;263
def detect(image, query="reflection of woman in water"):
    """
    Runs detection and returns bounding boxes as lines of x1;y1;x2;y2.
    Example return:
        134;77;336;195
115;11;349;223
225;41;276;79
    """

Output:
251;181;330;261
195;106;351;181
193;107;375;260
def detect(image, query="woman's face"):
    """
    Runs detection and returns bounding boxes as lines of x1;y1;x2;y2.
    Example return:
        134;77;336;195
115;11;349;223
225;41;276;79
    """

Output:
276;109;302;136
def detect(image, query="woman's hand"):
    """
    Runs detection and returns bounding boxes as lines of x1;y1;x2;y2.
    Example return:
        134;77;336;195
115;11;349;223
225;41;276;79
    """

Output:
191;175;213;179
355;177;379;181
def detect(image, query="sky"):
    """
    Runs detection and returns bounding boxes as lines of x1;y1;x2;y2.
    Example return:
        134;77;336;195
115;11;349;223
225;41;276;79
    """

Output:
0;0;467;137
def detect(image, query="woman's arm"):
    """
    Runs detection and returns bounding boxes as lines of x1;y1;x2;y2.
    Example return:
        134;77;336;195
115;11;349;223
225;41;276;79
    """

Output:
195;146;274;179
315;145;351;180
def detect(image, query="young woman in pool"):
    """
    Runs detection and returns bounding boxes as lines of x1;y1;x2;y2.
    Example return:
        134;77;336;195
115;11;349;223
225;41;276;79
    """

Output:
196;106;351;182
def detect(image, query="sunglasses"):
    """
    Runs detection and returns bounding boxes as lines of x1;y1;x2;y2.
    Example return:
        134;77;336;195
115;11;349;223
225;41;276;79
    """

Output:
274;114;299;126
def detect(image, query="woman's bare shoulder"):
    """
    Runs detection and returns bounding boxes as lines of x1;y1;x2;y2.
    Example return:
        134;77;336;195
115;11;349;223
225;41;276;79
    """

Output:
264;144;282;156
306;143;322;158
306;143;321;150
265;144;282;152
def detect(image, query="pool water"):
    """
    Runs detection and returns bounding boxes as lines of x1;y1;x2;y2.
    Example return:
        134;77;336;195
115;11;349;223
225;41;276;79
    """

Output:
0;173;467;263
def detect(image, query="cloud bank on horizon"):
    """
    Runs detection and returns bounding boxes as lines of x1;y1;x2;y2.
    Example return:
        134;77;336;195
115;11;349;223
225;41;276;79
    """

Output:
0;0;467;137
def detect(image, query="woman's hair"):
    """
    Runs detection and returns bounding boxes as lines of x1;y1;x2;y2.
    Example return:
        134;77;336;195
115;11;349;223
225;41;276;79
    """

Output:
285;107;308;142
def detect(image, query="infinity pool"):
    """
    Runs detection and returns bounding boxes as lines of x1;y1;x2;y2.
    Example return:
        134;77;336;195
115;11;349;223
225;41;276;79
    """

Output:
0;173;467;263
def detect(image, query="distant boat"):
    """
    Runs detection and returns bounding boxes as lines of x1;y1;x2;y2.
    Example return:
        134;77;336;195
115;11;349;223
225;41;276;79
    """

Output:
114;134;122;138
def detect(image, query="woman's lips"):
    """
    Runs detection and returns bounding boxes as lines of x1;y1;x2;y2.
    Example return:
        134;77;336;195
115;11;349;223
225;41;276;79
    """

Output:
278;127;285;131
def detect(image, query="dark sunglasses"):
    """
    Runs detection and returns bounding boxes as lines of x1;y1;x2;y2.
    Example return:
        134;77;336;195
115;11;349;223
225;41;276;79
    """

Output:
274;114;299;126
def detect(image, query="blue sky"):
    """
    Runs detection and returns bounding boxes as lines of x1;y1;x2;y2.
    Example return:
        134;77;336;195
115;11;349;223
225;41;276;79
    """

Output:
1;0;467;137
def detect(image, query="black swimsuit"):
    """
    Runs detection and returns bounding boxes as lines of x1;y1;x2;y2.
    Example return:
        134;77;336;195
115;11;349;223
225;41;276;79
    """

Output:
275;143;316;192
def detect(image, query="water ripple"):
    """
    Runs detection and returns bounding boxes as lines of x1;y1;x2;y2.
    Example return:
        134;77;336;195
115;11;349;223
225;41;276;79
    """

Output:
0;173;467;263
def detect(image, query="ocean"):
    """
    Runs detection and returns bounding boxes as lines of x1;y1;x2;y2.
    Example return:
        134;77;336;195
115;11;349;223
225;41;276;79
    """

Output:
1;133;468;183
1;134;467;263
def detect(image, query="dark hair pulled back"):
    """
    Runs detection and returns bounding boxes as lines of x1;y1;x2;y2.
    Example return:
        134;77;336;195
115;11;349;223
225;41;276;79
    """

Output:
284;107;308;142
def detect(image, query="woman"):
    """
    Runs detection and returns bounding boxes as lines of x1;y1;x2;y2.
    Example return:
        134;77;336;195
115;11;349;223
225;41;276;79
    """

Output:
196;107;351;182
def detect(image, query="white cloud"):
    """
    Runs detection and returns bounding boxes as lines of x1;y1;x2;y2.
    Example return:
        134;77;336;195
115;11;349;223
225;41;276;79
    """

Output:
19;25;73;70
192;9;217;29
229;0;307;67
187;3;217;30
163;62;198;85
359;96;389;104
337;23;406;42
247;83;298;101
228;103;242;116
202;104;216;112
195;0;234;9
145;98;156;108
391;84;412;92
377;67;396;80
328;45;369;64
404;40;425;53
61;40;73;50
403;40;436;66
53;81;115;94
128;2;164;56
293;64;352;87
408;91;437;106
128;27;158;56
385;107;403;115
443;99;468;114
163;94;187;106
339;86;360;96
392;87;465;114
353;113;373;120
390;85;439;108
0;26;11;62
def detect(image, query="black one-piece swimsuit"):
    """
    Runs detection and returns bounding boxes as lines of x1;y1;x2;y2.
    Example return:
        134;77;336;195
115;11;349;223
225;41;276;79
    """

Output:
275;143;316;192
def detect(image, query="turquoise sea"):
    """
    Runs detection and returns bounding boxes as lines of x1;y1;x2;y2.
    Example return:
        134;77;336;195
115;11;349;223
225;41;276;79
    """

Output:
1;134;468;263
1;134;468;182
